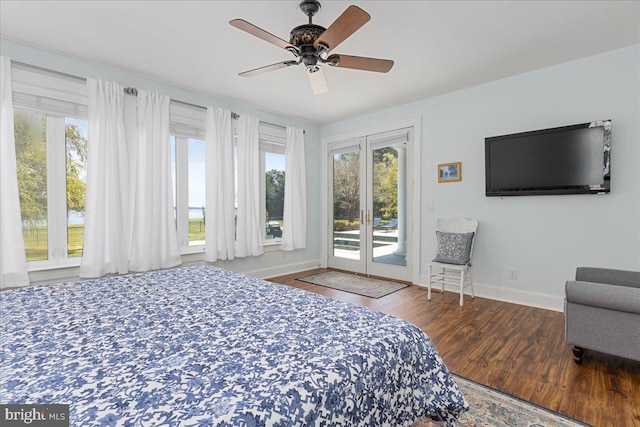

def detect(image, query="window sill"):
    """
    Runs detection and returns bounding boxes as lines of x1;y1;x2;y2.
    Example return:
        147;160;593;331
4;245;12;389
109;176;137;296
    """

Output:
181;245;206;255
263;241;283;252
27;258;82;273
181;242;282;255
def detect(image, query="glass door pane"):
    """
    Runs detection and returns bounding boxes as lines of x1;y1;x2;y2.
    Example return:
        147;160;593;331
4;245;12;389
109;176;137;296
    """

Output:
371;144;407;267
332;150;361;261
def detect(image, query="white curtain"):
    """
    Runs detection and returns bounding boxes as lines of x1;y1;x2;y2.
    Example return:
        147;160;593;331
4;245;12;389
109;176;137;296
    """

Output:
0;56;29;288
205;107;235;261
235;115;263;257
282;126;307;251
129;90;181;271
80;79;131;278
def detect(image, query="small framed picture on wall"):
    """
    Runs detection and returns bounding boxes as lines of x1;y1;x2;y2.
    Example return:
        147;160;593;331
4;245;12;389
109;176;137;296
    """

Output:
438;162;461;183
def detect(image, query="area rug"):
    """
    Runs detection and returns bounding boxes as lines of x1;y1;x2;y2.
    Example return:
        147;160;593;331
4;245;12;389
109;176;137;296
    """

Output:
412;374;592;427
296;271;407;298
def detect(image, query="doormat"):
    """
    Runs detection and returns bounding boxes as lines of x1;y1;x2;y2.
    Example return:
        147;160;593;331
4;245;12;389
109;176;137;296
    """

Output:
411;374;592;427
296;271;407;298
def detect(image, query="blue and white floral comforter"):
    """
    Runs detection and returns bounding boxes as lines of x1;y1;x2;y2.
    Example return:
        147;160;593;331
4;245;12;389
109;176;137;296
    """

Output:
1;266;467;426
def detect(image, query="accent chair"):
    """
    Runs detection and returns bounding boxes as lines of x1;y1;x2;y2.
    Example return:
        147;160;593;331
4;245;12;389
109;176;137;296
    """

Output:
564;267;640;363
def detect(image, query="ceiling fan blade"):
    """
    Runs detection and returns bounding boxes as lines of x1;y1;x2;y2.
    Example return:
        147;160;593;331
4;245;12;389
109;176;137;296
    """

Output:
239;61;298;77
230;19;298;52
327;54;394;73
307;66;328;95
314;5;370;53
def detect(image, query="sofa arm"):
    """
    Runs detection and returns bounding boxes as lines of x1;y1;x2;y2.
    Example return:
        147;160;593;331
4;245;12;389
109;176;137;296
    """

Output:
566;280;640;314
576;267;640;289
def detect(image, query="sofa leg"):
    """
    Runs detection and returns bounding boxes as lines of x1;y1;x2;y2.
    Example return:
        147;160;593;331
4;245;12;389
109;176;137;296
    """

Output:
572;346;584;364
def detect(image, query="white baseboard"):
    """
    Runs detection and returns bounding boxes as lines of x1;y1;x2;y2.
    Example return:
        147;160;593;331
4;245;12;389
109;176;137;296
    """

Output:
418;274;565;312
242;259;323;280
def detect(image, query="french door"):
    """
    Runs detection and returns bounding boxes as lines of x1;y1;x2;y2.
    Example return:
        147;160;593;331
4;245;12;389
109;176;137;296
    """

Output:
327;128;413;282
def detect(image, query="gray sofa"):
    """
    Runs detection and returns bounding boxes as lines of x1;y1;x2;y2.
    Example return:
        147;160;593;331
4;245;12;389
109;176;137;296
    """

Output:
564;267;640;363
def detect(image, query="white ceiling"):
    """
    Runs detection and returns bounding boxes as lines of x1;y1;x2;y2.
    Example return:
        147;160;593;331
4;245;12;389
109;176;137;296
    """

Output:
1;1;639;125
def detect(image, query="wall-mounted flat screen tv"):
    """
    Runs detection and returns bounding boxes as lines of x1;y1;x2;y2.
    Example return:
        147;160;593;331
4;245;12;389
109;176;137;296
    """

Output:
485;120;611;196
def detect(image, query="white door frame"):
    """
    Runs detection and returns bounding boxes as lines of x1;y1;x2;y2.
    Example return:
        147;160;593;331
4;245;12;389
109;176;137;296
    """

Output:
321;117;422;285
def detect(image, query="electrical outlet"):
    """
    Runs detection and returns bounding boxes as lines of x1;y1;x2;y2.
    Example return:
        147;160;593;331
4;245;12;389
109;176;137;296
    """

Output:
508;268;517;279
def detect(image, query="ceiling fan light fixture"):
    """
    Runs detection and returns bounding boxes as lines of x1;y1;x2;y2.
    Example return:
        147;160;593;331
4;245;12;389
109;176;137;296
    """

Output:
230;1;394;94
307;65;328;95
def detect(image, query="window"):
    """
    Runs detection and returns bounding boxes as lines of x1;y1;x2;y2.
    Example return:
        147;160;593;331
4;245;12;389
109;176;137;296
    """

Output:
10;62;293;271
171;136;206;249
12;63;88;267
170;102;207;251
263;148;285;243
259;124;286;245
232;121;286;245
14;110;88;264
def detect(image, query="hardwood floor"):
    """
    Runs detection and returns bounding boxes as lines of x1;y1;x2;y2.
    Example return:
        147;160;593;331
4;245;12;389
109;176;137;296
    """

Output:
269;268;640;427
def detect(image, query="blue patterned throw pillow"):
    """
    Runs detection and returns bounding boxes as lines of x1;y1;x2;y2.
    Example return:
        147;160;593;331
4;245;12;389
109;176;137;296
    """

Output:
433;231;475;265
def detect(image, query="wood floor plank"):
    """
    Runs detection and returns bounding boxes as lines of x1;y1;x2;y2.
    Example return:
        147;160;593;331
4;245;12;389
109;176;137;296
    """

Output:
268;269;640;427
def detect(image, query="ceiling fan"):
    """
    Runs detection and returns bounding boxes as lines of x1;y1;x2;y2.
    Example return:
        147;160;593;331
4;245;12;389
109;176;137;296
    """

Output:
229;0;394;95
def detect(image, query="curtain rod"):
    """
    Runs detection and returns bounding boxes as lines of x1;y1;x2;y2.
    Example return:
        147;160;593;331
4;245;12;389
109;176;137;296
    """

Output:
13;60;86;82
127;87;299;131
12;61;302;133
124;87;244;120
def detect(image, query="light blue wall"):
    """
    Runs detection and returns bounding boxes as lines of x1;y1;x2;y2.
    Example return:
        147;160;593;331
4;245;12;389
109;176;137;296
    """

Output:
1;38;323;278
322;44;640;299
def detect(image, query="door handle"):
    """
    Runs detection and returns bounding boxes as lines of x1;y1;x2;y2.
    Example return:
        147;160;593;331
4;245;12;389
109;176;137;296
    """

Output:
360;210;364;225
367;210;371;225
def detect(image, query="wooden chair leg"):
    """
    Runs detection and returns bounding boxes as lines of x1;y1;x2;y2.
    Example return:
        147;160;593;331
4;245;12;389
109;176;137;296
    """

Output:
427;264;432;300
459;270;465;306
468;269;475;299
440;267;445;293
572;346;584;364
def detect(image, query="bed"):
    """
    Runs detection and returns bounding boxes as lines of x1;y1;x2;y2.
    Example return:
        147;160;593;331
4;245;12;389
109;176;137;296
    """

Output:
1;265;467;426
